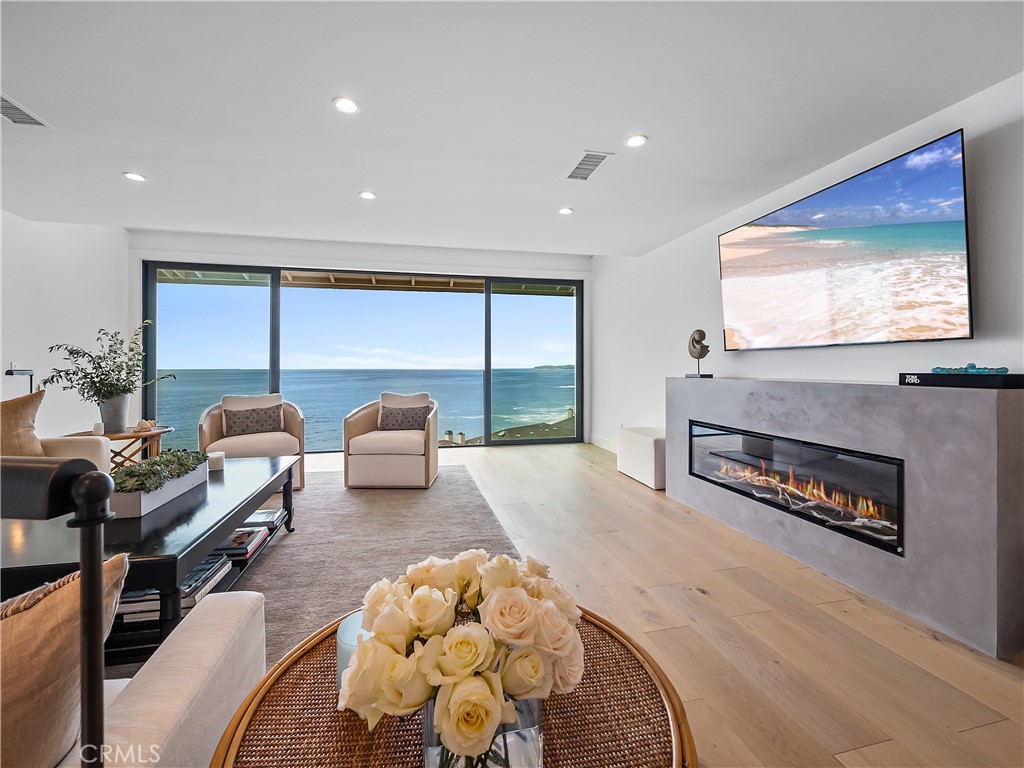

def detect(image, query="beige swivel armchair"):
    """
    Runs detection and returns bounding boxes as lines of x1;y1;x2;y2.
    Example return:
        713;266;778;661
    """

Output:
343;393;438;488
198;394;304;490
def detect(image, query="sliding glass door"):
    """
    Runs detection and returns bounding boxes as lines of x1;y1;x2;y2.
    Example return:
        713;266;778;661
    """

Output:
146;268;273;450
144;264;582;450
487;281;581;444
278;271;484;452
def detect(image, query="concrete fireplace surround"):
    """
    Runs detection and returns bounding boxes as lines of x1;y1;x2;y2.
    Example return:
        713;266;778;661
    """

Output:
666;377;1024;658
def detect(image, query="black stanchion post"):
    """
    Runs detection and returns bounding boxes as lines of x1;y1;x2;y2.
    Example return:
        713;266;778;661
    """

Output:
69;471;115;765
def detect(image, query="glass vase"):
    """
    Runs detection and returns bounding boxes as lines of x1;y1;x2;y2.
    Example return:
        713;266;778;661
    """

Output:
423;697;543;768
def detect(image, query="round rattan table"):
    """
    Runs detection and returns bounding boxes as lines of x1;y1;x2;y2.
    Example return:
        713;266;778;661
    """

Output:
211;606;698;768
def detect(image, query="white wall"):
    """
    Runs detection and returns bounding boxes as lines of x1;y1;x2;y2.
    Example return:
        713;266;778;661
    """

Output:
2;218;594;443
8;75;1020;451
127;230;593;282
590;74;1024;451
1;211;132;436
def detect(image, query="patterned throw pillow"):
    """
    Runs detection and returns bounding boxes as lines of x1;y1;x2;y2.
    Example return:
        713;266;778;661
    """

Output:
379;404;431;431
223;403;284;437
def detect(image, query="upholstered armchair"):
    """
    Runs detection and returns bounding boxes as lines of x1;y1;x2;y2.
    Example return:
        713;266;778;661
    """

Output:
198;394;305;490
343;393;438;488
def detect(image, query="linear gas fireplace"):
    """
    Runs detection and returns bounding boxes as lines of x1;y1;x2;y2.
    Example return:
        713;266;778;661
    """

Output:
689;420;904;555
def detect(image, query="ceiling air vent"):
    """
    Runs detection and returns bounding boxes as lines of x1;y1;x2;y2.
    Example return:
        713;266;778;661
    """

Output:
567;151;612;181
1;95;48;126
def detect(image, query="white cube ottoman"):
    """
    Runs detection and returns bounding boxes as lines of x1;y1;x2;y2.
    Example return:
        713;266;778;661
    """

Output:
617;427;666;490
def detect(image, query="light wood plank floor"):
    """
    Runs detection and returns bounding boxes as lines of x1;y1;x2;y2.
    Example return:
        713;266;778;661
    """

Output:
306;445;1024;767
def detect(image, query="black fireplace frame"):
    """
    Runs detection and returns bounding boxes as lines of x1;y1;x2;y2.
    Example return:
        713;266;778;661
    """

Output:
689;420;905;556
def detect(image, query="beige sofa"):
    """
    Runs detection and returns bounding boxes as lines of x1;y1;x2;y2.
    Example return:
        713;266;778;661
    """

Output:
40;436;112;473
53;591;266;768
343;394;438;488
1;390;111;472
199;394;304;489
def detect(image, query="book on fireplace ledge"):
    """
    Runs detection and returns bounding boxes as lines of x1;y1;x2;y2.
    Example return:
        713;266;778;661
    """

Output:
899;373;1024;389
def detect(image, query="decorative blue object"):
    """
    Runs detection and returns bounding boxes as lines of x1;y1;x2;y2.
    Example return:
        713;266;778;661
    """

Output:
931;363;1010;375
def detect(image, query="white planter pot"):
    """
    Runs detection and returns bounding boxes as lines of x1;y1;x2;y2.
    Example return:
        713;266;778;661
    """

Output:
110;462;208;518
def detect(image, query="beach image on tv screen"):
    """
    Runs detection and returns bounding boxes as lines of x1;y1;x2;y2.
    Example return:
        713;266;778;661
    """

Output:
719;131;971;351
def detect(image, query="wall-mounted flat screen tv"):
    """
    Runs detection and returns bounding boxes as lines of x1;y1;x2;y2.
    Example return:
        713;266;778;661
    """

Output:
719;130;972;351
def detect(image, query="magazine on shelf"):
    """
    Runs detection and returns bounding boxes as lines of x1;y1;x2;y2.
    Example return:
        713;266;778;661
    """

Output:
116;554;232;616
243;507;288;530
215;526;271;558
117;589;157;614
116;598;160;615
121;609;164;623
180;553;231;597
118;580;231;624
182;559;233;606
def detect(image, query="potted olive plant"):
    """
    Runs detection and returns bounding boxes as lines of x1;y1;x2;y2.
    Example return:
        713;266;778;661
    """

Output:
41;320;174;433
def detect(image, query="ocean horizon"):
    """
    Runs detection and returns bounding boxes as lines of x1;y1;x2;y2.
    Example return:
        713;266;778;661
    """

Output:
782;220;966;253
156;367;577;452
720;220;970;349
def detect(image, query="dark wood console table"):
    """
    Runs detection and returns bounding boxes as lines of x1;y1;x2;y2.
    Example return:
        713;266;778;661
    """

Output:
1;456;297;663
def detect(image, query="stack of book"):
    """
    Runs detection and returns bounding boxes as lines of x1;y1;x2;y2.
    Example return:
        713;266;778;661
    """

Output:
215;526;271;562
243;507;288;530
117;553;232;624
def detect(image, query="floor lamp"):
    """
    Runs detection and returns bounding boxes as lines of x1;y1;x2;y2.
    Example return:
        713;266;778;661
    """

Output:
1;456;114;764
3;366;35;393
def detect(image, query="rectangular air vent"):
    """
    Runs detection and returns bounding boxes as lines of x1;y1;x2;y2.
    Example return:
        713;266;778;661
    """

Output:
567;151;612;181
1;95;48;126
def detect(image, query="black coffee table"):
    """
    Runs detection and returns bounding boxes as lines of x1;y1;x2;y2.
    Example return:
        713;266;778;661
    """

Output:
1;456;297;652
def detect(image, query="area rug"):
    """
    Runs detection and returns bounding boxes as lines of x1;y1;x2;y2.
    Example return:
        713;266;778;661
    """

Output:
234;465;520;665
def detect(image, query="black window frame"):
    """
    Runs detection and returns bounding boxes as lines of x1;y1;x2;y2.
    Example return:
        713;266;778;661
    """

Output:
142;261;583;449
483;277;584;446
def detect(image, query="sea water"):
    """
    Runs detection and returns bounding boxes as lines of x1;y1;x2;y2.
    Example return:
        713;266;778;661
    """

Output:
780;220;966;255
721;221;970;349
156;368;576;451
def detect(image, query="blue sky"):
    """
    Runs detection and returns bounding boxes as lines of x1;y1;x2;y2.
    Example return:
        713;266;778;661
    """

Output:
156;284;576;370
755;132;965;228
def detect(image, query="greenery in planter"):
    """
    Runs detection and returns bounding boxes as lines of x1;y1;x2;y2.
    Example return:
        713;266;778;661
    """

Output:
41;320;174;405
113;450;208;494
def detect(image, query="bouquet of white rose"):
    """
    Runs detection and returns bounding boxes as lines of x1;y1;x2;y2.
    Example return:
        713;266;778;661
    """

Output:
338;550;584;766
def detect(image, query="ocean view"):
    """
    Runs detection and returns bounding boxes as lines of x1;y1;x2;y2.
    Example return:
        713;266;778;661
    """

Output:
719;221;970;349
156;367;576;451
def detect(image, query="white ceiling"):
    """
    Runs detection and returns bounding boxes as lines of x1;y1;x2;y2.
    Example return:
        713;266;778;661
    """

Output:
2;1;1022;258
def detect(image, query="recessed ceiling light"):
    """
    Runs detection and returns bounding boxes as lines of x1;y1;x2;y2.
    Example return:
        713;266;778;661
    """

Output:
625;135;648;148
358;191;377;200
333;97;360;114
122;171;146;182
558;208;574;215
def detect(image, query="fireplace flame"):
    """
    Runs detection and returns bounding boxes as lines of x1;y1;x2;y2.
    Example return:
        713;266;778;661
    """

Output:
718;460;889;521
